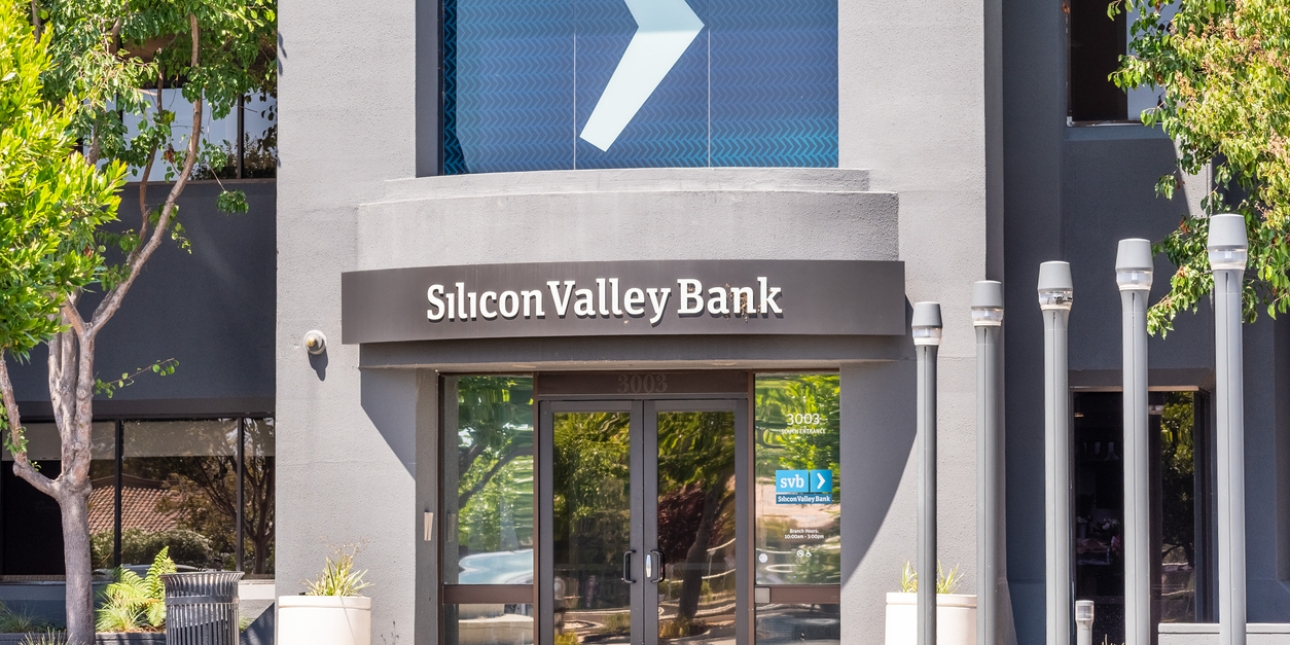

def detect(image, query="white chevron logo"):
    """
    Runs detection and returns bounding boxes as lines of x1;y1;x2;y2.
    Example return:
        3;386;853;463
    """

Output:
579;0;704;151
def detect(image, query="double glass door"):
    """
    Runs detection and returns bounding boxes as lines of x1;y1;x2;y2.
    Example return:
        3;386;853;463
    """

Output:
539;400;745;645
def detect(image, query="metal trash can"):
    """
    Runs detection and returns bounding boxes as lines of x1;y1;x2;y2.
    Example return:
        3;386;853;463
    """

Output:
162;571;244;645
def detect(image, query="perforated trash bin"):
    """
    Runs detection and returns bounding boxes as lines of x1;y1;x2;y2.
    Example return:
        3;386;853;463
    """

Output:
162;571;244;645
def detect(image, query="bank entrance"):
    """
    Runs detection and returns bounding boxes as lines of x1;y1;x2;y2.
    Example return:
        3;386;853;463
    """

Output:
441;372;839;645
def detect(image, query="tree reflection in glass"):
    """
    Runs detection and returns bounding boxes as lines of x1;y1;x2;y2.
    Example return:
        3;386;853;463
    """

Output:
656;411;736;645
443;376;535;586
754;375;841;586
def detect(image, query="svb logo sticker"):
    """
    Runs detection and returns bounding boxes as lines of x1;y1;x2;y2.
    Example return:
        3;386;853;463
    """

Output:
775;469;833;504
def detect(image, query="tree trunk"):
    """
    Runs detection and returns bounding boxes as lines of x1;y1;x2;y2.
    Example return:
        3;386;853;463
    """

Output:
59;484;95;645
676;484;725;623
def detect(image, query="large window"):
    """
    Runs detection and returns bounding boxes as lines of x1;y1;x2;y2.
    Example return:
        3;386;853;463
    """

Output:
1073;391;1212;643
442;376;535;645
441;0;838;173
0;418;274;578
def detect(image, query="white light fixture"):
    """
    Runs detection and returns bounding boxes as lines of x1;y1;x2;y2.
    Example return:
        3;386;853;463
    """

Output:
911;302;943;346
1207;213;1249;271
303;330;327;355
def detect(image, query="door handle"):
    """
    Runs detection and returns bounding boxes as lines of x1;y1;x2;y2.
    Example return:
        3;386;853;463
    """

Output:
622;550;636;583
648;549;665;583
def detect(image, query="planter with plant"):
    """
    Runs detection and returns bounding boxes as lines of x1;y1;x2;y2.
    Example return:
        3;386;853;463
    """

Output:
278;545;372;645
884;561;977;645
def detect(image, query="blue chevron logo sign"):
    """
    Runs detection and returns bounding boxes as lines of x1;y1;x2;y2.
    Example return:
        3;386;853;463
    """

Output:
441;0;838;173
579;0;704;151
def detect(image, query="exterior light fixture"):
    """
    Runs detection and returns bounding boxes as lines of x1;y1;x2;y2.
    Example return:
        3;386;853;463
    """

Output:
1037;261;1073;645
303;330;327;355
1208;213;1248;645
971;281;1003;645
911;301;942;645
1116;238;1153;645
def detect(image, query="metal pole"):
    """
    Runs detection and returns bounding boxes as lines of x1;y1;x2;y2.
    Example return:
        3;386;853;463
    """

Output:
913;302;943;645
1039;261;1073;645
1117;239;1153;645
1208;214;1248;645
973;281;1004;645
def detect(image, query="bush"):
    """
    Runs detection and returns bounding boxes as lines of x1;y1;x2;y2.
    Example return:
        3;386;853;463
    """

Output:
119;529;216;568
95;548;176;632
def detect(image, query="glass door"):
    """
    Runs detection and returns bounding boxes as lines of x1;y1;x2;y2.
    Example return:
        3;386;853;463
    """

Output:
539;400;745;645
647;402;740;645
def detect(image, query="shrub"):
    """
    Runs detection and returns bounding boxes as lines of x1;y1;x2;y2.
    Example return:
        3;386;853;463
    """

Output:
95;548;177;632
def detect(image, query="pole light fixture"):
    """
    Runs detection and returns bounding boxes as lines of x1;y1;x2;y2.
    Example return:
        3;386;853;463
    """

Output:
1116;238;1153;645
1038;261;1073;645
1209;214;1248;645
912;301;942;645
972;281;1004;645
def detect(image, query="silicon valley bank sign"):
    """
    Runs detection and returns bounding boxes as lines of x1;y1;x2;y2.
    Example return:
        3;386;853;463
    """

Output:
341;260;903;344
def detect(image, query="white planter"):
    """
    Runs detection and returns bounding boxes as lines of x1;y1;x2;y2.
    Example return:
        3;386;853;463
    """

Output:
885;593;977;645
277;595;372;645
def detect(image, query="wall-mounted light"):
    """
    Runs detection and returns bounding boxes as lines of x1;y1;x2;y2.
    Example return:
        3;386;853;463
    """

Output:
303;330;327;355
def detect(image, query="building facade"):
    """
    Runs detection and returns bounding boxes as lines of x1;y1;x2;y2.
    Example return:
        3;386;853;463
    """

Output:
1;0;1288;644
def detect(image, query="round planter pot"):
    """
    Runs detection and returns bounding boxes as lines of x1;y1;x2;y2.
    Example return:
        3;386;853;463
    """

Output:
884;592;977;645
277;595;372;645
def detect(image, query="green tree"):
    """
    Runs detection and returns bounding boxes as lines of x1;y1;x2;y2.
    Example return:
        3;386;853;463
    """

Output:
1111;0;1290;333
0;1;274;640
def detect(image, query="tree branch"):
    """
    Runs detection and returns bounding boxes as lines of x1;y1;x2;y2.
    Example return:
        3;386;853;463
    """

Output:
457;446;523;511
29;1;41;42
0;354;58;498
91;14;202;334
137;70;163;235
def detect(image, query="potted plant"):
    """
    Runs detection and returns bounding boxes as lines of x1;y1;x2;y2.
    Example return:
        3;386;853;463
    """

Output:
885;561;977;645
278;544;372;645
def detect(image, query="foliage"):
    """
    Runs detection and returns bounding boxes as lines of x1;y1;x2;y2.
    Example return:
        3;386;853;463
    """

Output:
0;600;55;633
95;547;176;632
1110;0;1290;334
554;631;580;645
453;377;534;557
19;630;67;645
93;528;217;570
305;543;371;597
0;0;124;365
1159;392;1197;571
898;561;962;594
35;0;277;219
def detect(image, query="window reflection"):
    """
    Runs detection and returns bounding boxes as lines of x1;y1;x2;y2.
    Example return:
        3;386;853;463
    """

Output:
1;423;115;575
445;604;534;645
443;376;535;585
242;418;275;576
121;420;238;570
754;375;841;586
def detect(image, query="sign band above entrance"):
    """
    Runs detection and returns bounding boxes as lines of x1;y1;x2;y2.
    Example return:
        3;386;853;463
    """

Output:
341;260;904;344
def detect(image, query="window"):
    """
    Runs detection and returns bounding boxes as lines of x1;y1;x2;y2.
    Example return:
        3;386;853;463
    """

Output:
1068;0;1128;122
753;374;840;645
0;418;274;578
441;0;838;173
441;376;535;645
1073;391;1212;644
114;90;277;182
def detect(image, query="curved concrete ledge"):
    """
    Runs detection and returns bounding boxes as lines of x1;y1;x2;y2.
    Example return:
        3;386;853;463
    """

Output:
357;168;897;272
376;167;871;202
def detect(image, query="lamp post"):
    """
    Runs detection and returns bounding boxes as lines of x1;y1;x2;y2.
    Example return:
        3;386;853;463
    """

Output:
913;302;943;645
1209;214;1248;645
972;281;1004;645
1116;239;1153;645
1038;261;1073;645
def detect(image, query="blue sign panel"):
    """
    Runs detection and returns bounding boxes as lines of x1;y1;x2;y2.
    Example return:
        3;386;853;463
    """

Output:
442;0;838;174
775;469;833;504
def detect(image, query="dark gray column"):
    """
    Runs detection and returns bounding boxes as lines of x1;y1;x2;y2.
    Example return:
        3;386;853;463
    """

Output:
972;281;1004;645
913;302;943;645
